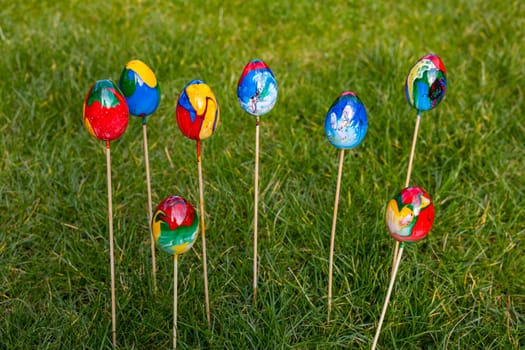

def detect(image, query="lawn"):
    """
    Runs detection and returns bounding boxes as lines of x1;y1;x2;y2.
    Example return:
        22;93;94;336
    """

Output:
1;0;524;349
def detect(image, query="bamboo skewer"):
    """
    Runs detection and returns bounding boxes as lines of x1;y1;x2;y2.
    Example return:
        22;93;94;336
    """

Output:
173;255;178;349
391;113;421;274
253;117;261;303
327;149;345;321
197;141;211;327
143;121;157;292
372;245;405;350
105;142;117;346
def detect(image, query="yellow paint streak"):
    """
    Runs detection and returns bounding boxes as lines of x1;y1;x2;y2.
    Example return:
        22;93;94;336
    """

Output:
186;83;213;115
152;210;163;242
173;242;192;255
83;115;96;138
199;96;218;139
126;60;157;87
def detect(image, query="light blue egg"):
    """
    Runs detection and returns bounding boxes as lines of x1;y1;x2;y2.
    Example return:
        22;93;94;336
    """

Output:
324;92;368;149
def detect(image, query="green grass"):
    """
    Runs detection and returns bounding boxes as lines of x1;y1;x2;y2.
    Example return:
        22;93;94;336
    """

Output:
1;0;524;348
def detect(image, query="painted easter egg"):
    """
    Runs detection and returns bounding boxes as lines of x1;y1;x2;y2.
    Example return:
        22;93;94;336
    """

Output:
152;195;199;255
405;53;447;112
118;59;160;118
83;79;129;141
324;91;368;149
176;80;220;140
237;59;278;116
386;187;435;243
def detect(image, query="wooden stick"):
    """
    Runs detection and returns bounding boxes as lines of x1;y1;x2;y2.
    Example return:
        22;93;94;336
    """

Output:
372;245;405;350
327;148;345;322
105;142;117;347
404;112;421;189
173;254;178;350
392;113;421;275
143;122;157;293
253;117;260;303
197;141;211;327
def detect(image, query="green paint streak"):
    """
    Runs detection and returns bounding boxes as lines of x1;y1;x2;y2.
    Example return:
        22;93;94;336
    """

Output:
87;80;120;107
158;213;199;254
118;69;137;97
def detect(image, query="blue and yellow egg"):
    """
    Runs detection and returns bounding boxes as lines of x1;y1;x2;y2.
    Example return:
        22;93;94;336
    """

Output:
119;60;160;118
